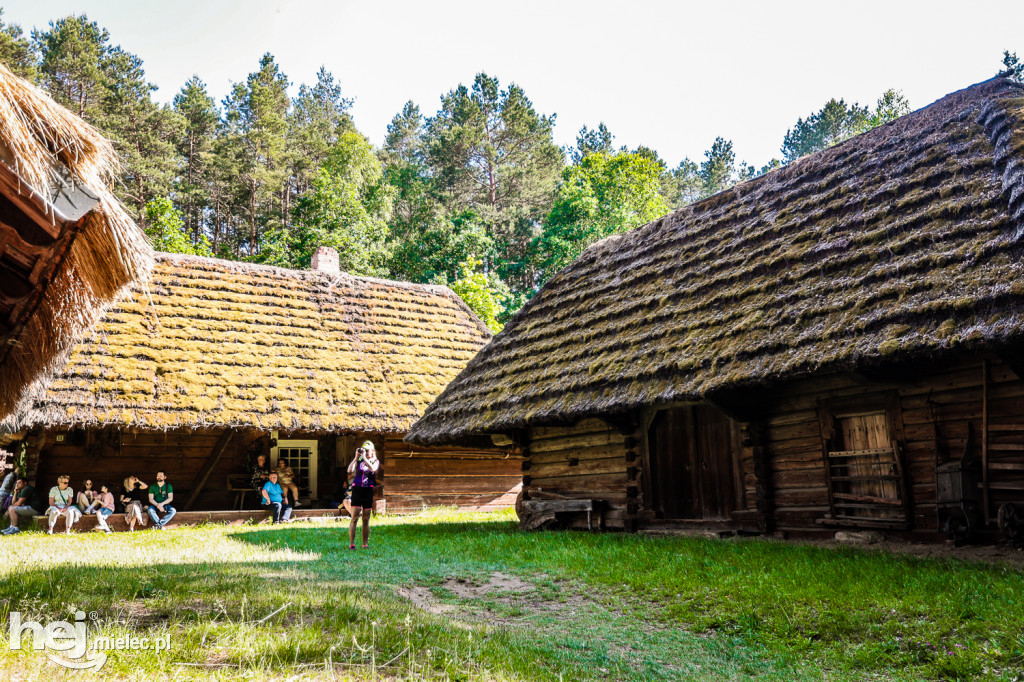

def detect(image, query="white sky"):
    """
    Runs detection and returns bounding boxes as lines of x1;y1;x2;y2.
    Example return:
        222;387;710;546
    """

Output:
5;0;1024;168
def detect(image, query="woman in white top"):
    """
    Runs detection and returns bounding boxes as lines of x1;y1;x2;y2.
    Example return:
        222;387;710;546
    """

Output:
46;475;82;534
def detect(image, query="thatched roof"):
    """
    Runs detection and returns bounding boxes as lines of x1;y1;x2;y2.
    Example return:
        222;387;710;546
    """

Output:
5;253;491;433
408;76;1024;445
0;65;151;419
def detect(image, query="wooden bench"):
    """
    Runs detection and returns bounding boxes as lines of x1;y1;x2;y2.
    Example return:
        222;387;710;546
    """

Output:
30;508;342;532
520;499;600;530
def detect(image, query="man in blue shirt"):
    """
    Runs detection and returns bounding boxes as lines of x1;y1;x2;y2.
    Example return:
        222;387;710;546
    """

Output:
261;471;292;524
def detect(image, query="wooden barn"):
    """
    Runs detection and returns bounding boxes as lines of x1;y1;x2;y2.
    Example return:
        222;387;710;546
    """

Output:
408;76;1024;542
0;64;150;422
3;249;520;513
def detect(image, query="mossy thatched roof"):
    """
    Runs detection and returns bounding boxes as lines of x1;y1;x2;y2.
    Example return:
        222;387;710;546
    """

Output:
408;76;1024;444
7;253;490;433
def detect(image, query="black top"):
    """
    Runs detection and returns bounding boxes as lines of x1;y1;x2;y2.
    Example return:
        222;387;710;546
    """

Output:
121;483;148;506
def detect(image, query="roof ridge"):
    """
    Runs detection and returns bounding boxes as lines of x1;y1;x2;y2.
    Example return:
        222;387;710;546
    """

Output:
155;251;460;296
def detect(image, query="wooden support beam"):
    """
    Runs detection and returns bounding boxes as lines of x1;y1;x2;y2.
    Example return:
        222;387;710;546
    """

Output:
184;430;234;510
982;359;990;526
0;162;64;238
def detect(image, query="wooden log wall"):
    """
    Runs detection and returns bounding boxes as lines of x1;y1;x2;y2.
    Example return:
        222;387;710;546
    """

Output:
33;427;262;509
761;354;1024;535
30;427;520;513
523;418;630;529
380;436;521;513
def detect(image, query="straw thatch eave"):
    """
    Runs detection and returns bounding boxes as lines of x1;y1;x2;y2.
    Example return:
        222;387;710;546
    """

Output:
407;76;1024;445
0;64;152;420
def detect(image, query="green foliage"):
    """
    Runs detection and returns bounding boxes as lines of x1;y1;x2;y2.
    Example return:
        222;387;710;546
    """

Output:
571;122;615;163
102;46;183;222
222;52;291;256
449;259;507;332
143;197;210;255
537;150;668;284
267;130;394;275
424;73;563;293
32;15;109;121
782;89;910;163
0;10;35;81
1004;50;1024;83
173;76;219;245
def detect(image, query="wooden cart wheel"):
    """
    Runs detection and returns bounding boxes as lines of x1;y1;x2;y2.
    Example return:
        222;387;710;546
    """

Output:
998;503;1019;541
945;508;972;541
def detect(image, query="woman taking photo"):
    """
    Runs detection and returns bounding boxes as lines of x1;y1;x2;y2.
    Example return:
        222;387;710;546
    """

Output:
347;441;379;549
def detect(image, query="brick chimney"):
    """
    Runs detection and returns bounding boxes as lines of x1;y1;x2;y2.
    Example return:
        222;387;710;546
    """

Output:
311;246;340;275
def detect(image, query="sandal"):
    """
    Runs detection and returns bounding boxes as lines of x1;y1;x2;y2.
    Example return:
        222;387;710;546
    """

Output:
349;544;356;550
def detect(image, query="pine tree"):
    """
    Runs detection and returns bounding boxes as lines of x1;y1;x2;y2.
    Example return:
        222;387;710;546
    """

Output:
33;15;108;121
173;76;219;246
102;46;183;224
424;73;563;294
221;53;290;257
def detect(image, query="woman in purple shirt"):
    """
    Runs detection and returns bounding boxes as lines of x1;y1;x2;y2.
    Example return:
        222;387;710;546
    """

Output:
346;442;379;549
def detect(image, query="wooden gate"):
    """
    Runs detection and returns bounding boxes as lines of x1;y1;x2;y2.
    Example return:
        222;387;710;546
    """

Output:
647;405;737;520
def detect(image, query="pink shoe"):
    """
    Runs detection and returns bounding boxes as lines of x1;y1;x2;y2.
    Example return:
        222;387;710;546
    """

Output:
362;544;368;549
349;544;356;550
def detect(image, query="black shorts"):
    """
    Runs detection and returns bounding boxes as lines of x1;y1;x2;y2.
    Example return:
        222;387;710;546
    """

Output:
350;486;374;509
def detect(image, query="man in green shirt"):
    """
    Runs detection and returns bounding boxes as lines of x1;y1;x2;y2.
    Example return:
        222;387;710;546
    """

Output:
147;471;176;529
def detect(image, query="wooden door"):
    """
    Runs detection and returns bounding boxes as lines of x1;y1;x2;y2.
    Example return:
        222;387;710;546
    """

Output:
647;405;736;520
272;439;319;499
829;412;903;521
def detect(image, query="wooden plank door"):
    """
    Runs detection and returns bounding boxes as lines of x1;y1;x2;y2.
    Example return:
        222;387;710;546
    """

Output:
647;405;736;520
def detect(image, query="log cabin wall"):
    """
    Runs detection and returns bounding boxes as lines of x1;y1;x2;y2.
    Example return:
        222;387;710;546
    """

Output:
29;426;519;513
523;418;630;529
761;354;1024;536
380;436;521;513
33;427;261;509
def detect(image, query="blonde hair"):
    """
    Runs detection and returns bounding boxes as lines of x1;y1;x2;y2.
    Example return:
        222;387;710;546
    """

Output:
123;475;136;491
57;475;70;484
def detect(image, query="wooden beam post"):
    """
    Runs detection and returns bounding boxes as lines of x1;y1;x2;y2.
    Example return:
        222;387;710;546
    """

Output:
184;430;234;510
982;359;990;525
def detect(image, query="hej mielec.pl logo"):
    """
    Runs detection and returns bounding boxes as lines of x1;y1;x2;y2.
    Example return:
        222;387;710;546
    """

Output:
8;610;170;670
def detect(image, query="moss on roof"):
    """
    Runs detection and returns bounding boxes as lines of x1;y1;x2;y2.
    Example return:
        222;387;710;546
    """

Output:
408;76;1024;445
9;253;490;433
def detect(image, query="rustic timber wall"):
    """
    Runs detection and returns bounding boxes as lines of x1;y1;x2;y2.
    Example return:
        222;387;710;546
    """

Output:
33;427;259;509
523;418;630;529
30;426;519;513
761;355;1023;535
381;436;521;513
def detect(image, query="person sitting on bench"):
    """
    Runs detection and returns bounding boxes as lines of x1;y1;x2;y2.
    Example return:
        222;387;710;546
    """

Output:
147;471;176;530
275;458;301;507
0;462;15;512
261;471;292;523
46;475;81;535
1;478;40;535
121;476;149;531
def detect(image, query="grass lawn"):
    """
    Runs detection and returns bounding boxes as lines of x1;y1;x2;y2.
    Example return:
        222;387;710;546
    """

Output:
1;509;1024;680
